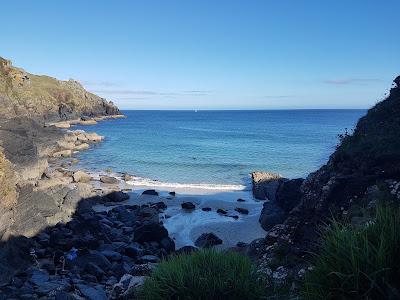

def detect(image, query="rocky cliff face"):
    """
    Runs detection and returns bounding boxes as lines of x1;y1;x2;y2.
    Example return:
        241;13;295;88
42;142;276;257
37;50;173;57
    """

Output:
252;76;400;289
0;57;120;121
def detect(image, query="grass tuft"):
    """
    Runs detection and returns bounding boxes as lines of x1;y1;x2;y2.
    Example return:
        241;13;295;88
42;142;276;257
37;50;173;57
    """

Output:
302;204;400;299
137;249;265;300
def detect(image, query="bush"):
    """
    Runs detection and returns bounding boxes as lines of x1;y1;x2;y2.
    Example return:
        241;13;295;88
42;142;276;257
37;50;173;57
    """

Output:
137;249;265;300
302;204;400;299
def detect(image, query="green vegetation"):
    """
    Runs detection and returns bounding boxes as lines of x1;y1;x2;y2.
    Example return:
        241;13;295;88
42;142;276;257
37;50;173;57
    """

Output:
302;204;400;299
137;249;265;300
333;84;400;173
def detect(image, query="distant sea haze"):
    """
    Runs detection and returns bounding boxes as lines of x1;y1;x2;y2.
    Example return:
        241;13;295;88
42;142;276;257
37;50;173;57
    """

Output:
74;110;365;188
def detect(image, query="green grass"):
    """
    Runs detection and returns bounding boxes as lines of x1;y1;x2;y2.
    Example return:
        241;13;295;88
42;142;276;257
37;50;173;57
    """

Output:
137;249;266;300
302;204;400;299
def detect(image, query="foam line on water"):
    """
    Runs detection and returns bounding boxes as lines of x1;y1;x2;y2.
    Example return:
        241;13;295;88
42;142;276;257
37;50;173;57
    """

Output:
125;175;247;191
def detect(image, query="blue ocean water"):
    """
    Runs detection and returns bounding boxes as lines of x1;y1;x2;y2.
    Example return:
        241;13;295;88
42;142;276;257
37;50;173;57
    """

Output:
74;110;365;186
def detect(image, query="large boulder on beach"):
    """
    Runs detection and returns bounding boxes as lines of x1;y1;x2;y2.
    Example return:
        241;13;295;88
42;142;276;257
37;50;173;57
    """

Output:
105;191;130;202
73;170;91;183
181;202;195;210
251;171;286;200
142;189;159;196
134;222;169;243
195;233;223;248
100;176;119;184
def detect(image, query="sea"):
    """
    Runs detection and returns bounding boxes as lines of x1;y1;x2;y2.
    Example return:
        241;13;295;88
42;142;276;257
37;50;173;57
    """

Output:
74;110;365;191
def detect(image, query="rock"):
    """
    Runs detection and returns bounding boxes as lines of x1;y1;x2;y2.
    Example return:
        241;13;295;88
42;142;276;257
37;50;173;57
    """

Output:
29;269;49;286
160;237;175;253
150;201;167;210
176;246;198;255
142;189;159;196
101;250;122;261
52;150;72;158
134;222;169;243
85;262;105;279
79;120;97;125
54;122;71;129
194;233;223;248
129;263;156;276
217;208;227;215
111;274;133;296
121;276;146;298
235;207;249;214
169;191;176;196
76;284;107;300
125;243;145;258
122;173;133;181
237;198;246;202
138;255;160;263
105;191;130;202
74;143;90;151
181;202;196;210
100;176;119;184
251;171;285;200
201;207;212;212
0;236;32;286
276;178;304;212
77;251;111;271
72;170;91;183
259;201;287;231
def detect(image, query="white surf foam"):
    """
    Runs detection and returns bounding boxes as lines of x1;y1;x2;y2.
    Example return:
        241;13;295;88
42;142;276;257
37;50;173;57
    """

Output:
125;175;247;191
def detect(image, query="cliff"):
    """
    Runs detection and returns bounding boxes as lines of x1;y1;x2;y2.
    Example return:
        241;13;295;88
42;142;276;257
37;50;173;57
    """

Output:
252;76;400;293
0;56;120;121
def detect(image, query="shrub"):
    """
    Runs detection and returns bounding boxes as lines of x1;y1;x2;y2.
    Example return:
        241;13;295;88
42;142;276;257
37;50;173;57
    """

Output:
137;249;265;300
302;204;400;299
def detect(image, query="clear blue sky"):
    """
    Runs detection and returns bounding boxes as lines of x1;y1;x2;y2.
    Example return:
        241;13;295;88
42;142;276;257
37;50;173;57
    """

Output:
1;0;399;109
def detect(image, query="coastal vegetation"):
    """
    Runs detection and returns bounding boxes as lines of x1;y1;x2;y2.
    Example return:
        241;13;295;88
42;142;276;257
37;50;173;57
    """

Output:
137;249;265;300
302;202;400;299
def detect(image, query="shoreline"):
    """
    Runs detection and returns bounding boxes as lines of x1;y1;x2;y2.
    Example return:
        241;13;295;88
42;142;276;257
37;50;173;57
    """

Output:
47;115;266;250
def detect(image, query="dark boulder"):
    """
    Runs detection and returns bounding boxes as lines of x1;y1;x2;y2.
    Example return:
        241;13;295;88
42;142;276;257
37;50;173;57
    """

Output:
133;222;168;243
0;236;33;286
201;207;212;212
217;208;227;215
276;178;304;212
85;262;105;279
235;207;249;214
181;202;196;210
237;198;246;202
105;191;130;202
258;201;286;231
142;189;158;196
194;233;223;248
176;246;198;255
169;191;176;196
150;201;167;210
124;243;145;259
160;237;175;253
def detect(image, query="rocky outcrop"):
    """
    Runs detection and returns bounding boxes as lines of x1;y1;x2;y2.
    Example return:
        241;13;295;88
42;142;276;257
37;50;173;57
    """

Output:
195;233;223;248
0;56;121;121
0;196;172;298
0;118;106;240
251;172;285;200
251;76;400;292
257;177;304;231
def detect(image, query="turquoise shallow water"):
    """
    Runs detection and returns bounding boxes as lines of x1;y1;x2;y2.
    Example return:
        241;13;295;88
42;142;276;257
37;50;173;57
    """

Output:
74;110;365;186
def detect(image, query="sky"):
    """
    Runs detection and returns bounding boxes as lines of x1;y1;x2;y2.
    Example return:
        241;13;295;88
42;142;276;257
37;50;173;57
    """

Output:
1;0;399;109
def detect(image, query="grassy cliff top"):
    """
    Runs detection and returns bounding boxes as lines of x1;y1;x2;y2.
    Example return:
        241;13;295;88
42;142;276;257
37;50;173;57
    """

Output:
0;56;120;121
